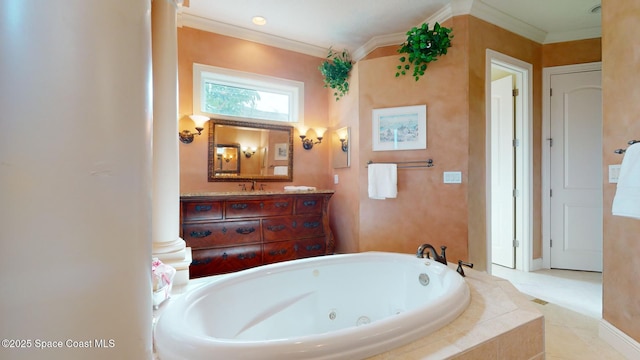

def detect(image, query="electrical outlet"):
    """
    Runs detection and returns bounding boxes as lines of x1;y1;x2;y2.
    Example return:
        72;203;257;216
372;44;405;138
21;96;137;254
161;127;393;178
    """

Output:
443;171;462;184
334;174;339;184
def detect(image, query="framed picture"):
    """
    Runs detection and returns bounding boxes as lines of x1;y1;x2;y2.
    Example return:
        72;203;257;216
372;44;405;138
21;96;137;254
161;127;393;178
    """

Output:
274;143;288;160
372;105;427;151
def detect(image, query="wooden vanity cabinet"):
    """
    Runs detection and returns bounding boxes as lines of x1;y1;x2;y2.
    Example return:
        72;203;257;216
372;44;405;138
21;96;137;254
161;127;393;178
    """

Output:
180;191;334;278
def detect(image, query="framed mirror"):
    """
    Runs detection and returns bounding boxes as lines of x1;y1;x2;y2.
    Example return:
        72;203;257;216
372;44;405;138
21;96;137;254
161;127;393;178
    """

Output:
332;127;350;169
208;119;293;182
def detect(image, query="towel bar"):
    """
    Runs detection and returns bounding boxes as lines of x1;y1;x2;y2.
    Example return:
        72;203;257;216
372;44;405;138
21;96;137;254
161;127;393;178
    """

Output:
614;139;640;154
366;159;434;169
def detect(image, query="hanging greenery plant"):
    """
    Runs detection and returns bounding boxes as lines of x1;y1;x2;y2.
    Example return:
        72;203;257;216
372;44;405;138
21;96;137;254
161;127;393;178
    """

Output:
395;22;453;81
319;48;353;101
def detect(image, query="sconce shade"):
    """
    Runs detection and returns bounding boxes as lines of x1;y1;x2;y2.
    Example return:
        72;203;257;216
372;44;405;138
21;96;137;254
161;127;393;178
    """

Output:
189;114;209;129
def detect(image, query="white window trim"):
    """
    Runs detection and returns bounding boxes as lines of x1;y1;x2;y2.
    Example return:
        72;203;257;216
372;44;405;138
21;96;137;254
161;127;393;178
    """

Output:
193;63;304;124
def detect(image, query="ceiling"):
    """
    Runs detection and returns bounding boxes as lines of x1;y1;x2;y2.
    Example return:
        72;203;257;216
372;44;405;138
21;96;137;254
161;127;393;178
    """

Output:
178;0;601;60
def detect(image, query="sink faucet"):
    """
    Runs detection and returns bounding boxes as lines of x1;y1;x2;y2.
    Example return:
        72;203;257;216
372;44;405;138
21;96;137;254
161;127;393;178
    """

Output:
250;181;257;191
416;244;448;265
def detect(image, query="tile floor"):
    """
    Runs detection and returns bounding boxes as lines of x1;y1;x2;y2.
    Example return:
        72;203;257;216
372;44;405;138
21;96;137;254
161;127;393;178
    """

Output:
491;265;626;360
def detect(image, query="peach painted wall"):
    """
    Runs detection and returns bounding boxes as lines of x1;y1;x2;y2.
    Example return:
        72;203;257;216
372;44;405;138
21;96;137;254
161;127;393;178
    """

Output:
354;17;470;262
177;27;332;193
601;0;640;343
542;38;601;67
355;21;584;268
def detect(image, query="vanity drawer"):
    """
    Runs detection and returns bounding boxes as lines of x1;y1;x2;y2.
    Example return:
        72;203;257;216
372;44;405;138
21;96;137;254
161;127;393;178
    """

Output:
182;201;223;222
182;220;261;248
294;196;324;215
226;198;293;218
263;241;298;264
262;215;325;242
295;237;327;258
190;245;262;278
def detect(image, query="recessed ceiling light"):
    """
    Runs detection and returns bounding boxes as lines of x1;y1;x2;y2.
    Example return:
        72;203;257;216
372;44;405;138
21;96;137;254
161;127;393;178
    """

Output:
252;16;267;26
589;4;601;14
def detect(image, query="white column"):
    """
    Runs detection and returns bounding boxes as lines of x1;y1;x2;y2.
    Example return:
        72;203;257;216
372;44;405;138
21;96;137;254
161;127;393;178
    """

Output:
0;0;153;359
151;0;192;285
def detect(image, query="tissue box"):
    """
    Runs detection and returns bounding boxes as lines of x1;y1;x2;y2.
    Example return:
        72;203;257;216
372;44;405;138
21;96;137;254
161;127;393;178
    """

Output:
152;258;175;309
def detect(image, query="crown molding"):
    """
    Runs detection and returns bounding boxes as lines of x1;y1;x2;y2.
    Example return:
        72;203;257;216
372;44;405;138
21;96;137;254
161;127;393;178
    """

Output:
352;4;454;61
177;12;327;58
544;26;602;44
468;0;547;43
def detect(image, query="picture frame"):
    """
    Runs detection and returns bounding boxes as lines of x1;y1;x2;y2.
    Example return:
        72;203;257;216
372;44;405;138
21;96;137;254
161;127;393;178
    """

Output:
372;105;427;151
274;143;289;160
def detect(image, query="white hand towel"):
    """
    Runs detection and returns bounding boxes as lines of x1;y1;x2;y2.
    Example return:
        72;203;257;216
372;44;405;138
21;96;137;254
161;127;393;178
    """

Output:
284;185;316;191
368;163;397;200
612;143;640;219
273;166;288;175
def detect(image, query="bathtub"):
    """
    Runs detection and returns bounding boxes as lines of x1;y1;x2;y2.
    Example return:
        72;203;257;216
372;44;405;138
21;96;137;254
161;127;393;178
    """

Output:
154;251;471;360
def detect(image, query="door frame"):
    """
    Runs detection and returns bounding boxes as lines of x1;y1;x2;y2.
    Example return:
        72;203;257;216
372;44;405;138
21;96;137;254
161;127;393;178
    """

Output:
541;61;602;269
485;49;534;273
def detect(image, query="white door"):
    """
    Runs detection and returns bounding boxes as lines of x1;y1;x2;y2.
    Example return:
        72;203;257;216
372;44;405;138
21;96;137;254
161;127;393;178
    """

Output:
549;70;602;271
491;76;515;268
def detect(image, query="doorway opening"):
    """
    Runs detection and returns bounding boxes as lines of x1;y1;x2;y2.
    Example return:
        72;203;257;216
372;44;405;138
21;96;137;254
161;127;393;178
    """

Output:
485;49;534;273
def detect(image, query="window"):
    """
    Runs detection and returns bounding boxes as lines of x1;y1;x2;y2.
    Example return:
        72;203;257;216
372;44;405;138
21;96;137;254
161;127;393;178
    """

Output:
193;64;304;123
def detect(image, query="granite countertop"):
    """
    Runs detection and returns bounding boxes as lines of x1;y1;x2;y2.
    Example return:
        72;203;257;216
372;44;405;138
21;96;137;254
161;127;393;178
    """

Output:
181;189;335;198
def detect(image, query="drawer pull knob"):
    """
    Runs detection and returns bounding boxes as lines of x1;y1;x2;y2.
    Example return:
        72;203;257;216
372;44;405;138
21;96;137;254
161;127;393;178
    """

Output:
266;224;286;232
275;202;289;208
269;249;287;256
195;205;212;212
231;203;249;210
303;200;317;207
303;221;320;228
236;227;256;235
237;252;257;260
191;257;212;265
222;252;228;260
190;230;212;238
306;244;322;251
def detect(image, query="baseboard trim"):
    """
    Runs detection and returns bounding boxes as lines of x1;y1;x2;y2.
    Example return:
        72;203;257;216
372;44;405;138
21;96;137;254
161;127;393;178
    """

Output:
529;258;543;271
599;319;640;359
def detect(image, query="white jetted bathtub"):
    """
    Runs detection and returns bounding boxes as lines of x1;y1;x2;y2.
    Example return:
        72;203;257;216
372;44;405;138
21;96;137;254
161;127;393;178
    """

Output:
154;252;471;360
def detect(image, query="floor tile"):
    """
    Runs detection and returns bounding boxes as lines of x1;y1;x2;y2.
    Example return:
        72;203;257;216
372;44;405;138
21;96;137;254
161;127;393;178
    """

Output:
490;265;626;360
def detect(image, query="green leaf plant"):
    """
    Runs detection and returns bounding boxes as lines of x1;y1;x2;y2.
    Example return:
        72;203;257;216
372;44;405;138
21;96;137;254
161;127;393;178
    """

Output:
395;22;453;81
319;48;353;101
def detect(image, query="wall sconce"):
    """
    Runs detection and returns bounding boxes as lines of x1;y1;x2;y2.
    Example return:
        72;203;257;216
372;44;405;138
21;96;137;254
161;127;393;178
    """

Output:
243;147;256;158
299;127;326;150
179;115;209;144
223;154;234;163
340;138;348;152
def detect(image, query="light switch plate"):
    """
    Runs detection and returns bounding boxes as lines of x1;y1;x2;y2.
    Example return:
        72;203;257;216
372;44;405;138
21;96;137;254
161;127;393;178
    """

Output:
334;174;339;184
443;171;462;184
609;164;621;183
